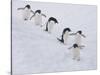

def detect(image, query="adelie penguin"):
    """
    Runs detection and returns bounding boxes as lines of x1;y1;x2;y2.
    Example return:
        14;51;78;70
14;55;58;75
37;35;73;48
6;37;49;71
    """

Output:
70;30;86;46
68;43;85;61
30;10;46;26
17;4;34;21
45;17;58;33
57;28;71;45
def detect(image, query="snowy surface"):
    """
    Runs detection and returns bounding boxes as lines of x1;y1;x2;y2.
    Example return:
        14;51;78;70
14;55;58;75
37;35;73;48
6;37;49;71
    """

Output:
12;0;97;75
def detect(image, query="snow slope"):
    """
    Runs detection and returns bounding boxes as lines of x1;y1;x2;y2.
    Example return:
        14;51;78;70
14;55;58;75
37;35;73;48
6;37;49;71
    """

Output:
12;0;97;75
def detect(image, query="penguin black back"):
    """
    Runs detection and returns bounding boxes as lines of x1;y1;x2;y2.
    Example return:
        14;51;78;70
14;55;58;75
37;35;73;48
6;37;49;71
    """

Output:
25;5;31;9
77;30;82;34
57;36;64;43
61;28;71;42
45;22;49;31
62;28;71;35
73;44;78;48
48;17;58;23
35;10;41;14
57;28;71;43
45;17;58;31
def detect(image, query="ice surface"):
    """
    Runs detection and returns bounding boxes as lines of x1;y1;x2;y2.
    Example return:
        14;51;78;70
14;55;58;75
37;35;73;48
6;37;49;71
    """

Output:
12;0;97;75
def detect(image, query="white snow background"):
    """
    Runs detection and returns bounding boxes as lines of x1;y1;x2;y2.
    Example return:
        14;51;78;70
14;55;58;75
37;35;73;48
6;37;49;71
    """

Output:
12;0;97;75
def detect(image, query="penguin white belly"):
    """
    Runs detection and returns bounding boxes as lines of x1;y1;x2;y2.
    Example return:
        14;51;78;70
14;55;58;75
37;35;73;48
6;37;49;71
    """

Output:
23;9;30;20
34;13;42;25
48;21;55;33
73;48;80;60
63;32;68;44
75;34;81;46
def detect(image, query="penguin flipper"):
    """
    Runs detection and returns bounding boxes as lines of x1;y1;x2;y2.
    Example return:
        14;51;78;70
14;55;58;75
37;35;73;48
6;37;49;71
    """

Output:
57;38;64;43
42;13;46;17
30;14;35;20
17;8;24;10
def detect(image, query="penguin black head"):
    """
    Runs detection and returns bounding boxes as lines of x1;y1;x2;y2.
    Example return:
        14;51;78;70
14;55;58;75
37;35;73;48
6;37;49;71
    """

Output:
64;28;71;32
73;44;78;48
48;17;58;24
35;10;41;14
25;5;31;9
77;30;82;34
63;28;71;34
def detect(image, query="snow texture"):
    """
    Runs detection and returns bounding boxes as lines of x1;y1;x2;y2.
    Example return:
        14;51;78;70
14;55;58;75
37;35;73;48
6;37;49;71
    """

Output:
12;0;97;75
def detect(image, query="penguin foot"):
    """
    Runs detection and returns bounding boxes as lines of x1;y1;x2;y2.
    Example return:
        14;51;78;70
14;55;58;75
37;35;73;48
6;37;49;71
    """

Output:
77;59;80;61
64;43;67;45
57;38;64;43
48;31;51;33
44;29;48;32
24;18;28;21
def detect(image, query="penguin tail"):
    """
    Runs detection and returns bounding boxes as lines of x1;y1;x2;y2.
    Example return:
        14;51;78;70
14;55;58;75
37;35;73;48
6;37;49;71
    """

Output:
57;38;64;43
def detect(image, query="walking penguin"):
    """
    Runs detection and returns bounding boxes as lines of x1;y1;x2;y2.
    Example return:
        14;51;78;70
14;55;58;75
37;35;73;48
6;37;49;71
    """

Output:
17;4;34;21
57;28;71;45
45;17;58;33
30;10;46;26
